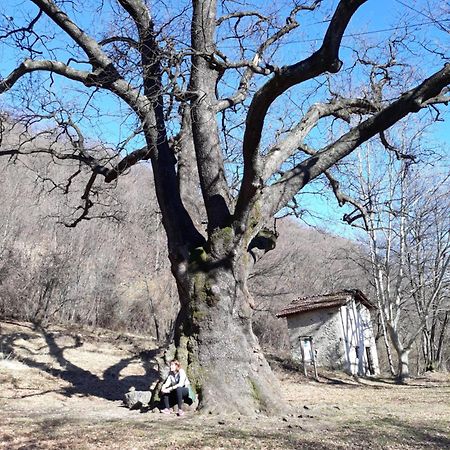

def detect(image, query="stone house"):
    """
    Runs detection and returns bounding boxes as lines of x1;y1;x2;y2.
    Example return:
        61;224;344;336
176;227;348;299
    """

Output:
277;289;380;376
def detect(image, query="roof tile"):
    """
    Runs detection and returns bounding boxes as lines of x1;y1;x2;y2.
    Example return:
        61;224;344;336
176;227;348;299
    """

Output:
276;289;374;318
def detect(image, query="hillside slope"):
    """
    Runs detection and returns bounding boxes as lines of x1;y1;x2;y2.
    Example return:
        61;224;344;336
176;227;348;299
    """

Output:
0;124;368;346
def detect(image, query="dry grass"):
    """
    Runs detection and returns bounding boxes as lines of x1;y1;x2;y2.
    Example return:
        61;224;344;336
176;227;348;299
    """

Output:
1;320;449;449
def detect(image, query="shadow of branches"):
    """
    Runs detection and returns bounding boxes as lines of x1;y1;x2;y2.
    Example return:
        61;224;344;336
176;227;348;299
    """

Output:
0;326;160;401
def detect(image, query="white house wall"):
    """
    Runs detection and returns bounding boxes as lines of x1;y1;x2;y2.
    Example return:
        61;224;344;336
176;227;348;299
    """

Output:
285;300;380;376
359;303;380;374
338;300;380;375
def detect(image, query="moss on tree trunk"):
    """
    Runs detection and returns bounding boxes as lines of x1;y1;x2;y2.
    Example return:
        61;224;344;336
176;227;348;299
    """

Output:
170;239;285;415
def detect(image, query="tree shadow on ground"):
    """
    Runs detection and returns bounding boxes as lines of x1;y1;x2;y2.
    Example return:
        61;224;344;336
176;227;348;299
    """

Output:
20;410;450;450
360;376;449;389
266;353;304;374
0;326;160;402
266;353;434;390
181;428;332;450
267;354;368;388
316;374;362;387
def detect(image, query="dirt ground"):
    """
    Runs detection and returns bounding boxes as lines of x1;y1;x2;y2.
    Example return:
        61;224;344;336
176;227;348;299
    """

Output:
1;321;449;450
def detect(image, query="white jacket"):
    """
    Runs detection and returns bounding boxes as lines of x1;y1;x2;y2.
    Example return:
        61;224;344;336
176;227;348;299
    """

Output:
161;368;190;390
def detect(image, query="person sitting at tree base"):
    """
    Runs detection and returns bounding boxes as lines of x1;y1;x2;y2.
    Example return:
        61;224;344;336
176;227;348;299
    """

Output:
160;360;191;416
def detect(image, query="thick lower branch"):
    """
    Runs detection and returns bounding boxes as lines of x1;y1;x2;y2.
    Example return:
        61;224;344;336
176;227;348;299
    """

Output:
190;0;232;230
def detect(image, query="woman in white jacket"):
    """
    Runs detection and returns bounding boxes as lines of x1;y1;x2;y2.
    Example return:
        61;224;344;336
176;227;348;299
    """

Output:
160;360;190;416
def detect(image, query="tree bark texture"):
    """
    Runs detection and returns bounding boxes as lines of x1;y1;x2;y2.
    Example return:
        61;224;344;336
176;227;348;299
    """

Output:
170;229;283;414
396;350;411;382
387;323;411;381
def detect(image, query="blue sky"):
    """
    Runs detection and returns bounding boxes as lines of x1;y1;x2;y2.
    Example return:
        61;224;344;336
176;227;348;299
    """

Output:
0;0;448;238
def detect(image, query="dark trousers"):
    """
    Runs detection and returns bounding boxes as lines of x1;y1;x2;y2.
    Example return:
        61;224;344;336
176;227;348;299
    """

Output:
161;387;189;410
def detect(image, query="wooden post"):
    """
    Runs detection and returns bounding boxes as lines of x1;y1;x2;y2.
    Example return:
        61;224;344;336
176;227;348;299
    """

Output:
310;338;319;381
300;338;307;377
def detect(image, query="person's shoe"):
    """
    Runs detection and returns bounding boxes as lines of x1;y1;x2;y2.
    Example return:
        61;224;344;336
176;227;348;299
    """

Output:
160;408;171;415
177;410;185;416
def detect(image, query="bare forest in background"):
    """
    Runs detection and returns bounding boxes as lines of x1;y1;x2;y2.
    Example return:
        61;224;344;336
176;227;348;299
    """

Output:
1;120;447;376
0;118;365;337
0;120;177;341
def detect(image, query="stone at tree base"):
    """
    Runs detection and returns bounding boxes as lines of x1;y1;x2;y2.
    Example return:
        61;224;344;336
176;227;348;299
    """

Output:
123;387;152;410
123;383;198;412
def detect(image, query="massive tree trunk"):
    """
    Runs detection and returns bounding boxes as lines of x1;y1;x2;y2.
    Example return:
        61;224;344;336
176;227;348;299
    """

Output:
169;230;284;415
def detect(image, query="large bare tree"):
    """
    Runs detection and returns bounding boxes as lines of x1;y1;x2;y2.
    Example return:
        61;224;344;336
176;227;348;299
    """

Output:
0;0;449;413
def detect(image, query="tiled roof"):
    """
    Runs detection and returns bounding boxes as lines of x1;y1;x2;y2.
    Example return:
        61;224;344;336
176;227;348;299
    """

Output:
276;289;375;318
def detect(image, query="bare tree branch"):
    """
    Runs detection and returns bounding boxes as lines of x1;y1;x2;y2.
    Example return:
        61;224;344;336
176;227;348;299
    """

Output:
235;0;368;224
379;130;416;162
216;11;270;26
99;36;140;49
116;0;151;36
189;0;232;230
262;97;378;180
0;9;43;39
30;0;114;69
262;63;450;219
65;172;98;228
294;142;370;226
0;59;94;92
215;3;322;112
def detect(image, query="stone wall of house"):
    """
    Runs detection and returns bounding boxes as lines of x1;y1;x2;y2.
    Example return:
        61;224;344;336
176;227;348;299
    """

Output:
286;307;347;370
285;301;380;375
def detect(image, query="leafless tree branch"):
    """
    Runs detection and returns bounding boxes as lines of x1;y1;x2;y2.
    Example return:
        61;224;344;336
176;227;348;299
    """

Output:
263;63;450;219
235;0;368;224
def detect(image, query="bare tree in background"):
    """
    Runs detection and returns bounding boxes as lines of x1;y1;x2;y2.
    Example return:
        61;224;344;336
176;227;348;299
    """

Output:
0;0;449;413
340;133;449;380
405;174;450;373
0;141;174;338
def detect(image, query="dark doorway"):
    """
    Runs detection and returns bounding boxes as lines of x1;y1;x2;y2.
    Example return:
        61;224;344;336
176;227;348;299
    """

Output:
365;346;375;375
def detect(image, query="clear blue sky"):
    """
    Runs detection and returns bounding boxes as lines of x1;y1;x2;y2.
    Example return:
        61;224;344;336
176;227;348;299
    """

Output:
0;0;448;238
